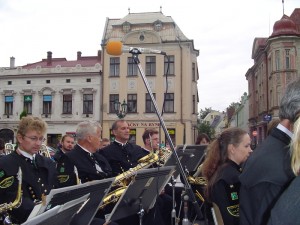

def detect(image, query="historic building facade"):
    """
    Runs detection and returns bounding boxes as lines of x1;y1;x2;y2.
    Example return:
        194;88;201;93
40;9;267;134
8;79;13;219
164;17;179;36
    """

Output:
0;51;102;147
100;11;200;146
246;8;300;144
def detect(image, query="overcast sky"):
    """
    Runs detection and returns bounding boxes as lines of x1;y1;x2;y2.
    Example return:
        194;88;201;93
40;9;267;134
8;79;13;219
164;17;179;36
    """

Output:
0;0;299;111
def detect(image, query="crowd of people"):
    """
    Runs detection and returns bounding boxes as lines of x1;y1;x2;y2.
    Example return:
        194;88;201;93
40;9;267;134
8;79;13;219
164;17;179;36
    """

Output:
1;78;300;225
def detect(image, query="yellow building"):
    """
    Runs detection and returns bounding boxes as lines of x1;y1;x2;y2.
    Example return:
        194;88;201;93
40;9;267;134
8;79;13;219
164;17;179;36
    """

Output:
100;11;199;146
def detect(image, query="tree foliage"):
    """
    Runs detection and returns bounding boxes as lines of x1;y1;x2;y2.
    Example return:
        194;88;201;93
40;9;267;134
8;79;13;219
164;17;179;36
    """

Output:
200;107;212;120
197;122;215;140
19;110;27;120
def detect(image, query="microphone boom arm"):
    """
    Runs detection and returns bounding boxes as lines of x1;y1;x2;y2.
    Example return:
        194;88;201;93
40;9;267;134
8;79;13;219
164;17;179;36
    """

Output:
131;53;203;220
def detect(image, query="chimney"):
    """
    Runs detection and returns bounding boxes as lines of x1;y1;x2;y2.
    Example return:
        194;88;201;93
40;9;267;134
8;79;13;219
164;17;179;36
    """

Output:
10;57;15;68
97;50;101;60
77;51;82;60
47;51;52;66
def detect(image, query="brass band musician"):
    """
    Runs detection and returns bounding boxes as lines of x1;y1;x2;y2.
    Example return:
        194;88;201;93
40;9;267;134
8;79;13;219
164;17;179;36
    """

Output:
0;116;58;224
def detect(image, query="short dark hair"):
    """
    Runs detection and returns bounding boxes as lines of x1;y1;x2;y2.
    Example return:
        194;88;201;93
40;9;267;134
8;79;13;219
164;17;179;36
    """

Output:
195;133;210;145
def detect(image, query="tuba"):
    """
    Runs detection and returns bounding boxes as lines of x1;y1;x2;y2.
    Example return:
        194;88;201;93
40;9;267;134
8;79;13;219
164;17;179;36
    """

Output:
0;167;23;224
38;144;51;158
4;143;15;155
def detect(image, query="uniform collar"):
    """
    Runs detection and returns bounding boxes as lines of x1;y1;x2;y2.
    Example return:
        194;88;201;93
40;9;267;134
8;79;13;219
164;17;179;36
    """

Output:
17;148;35;160
114;140;128;147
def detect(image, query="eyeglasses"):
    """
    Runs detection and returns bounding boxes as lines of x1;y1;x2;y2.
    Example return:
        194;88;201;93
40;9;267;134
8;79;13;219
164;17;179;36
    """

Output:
24;135;46;143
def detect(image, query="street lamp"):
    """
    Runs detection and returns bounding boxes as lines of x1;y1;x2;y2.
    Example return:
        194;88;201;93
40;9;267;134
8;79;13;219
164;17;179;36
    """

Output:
114;99;127;119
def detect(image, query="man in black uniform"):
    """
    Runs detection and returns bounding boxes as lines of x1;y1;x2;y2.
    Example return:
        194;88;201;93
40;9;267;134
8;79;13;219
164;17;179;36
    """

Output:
53;134;78;187
100;120;170;225
65;120;118;225
100;119;145;176
0;116;57;224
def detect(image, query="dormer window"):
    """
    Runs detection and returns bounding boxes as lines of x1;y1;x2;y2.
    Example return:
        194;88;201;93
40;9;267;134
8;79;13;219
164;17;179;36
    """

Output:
154;21;162;31
123;22;131;33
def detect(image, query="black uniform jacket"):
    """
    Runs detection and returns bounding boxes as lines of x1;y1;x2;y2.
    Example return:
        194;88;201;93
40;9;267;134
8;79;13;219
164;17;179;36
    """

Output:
211;160;241;225
0;151;57;224
267;175;299;225
239;127;295;225
66;144;112;183
100;141;146;176
53;149;78;188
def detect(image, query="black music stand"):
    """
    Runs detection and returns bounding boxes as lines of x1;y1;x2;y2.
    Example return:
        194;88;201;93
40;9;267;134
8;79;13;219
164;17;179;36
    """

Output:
164;145;206;177
33;178;114;225
106;166;175;224
22;194;90;225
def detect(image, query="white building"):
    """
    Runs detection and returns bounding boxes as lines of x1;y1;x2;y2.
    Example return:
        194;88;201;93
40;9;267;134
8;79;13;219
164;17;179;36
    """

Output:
0;51;102;147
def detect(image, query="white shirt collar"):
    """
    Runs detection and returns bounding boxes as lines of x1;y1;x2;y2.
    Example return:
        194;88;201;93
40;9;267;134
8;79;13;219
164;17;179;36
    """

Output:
277;123;293;138
18;148;35;160
77;143;93;156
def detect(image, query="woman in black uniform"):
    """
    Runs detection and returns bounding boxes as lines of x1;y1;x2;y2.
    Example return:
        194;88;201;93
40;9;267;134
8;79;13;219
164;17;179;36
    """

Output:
201;127;252;225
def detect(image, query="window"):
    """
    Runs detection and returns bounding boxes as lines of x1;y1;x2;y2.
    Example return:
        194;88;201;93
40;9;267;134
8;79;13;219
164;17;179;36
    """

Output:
8;81;12;85
24;95;32;114
86;78;91;82
127;57;138;76
285;49;290;69
43;95;52;115
127;94;137;113
122;22;131;33
83;94;93;114
164;56;174;75
192;95;196;114
63;94;72;114
66;79;71;83
110;57;120;77
166;129;176;146
145;93;156;113
146;56;156;75
46;80;50;84
192;63;196;81
109;94;119;113
275;50;280;71
27;80;31;84
163;93;174;113
5;96;13;115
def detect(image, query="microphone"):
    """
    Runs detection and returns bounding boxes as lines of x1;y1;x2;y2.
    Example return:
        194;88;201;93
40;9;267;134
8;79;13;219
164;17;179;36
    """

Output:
106;41;166;56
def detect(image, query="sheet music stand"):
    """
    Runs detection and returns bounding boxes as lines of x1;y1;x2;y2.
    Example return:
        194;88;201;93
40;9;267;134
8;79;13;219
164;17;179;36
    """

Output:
37;178;114;225
106;166;175;223
164;145;206;177
22;194;90;225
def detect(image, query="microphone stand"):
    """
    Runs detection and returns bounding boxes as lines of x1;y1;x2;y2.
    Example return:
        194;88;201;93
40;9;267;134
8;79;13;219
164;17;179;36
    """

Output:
131;51;203;221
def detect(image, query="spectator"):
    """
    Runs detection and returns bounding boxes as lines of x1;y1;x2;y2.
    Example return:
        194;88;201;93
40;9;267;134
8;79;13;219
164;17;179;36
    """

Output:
202;127;252;225
239;79;300;225
195;133;210;145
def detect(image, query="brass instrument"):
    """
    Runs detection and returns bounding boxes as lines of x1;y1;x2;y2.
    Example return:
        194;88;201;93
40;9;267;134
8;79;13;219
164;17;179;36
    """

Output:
0;167;23;220
38;144;51;158
113;152;159;187
187;176;207;186
4;143;15;155
98;186;127;210
155;146;172;166
99;152;162;209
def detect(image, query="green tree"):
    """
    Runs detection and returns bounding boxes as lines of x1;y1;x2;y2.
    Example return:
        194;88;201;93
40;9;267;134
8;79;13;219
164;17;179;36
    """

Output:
197;122;215;140
200;107;212;120
19;110;27;120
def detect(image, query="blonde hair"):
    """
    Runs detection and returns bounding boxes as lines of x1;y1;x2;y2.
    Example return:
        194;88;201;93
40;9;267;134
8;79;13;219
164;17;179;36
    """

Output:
291;117;300;175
